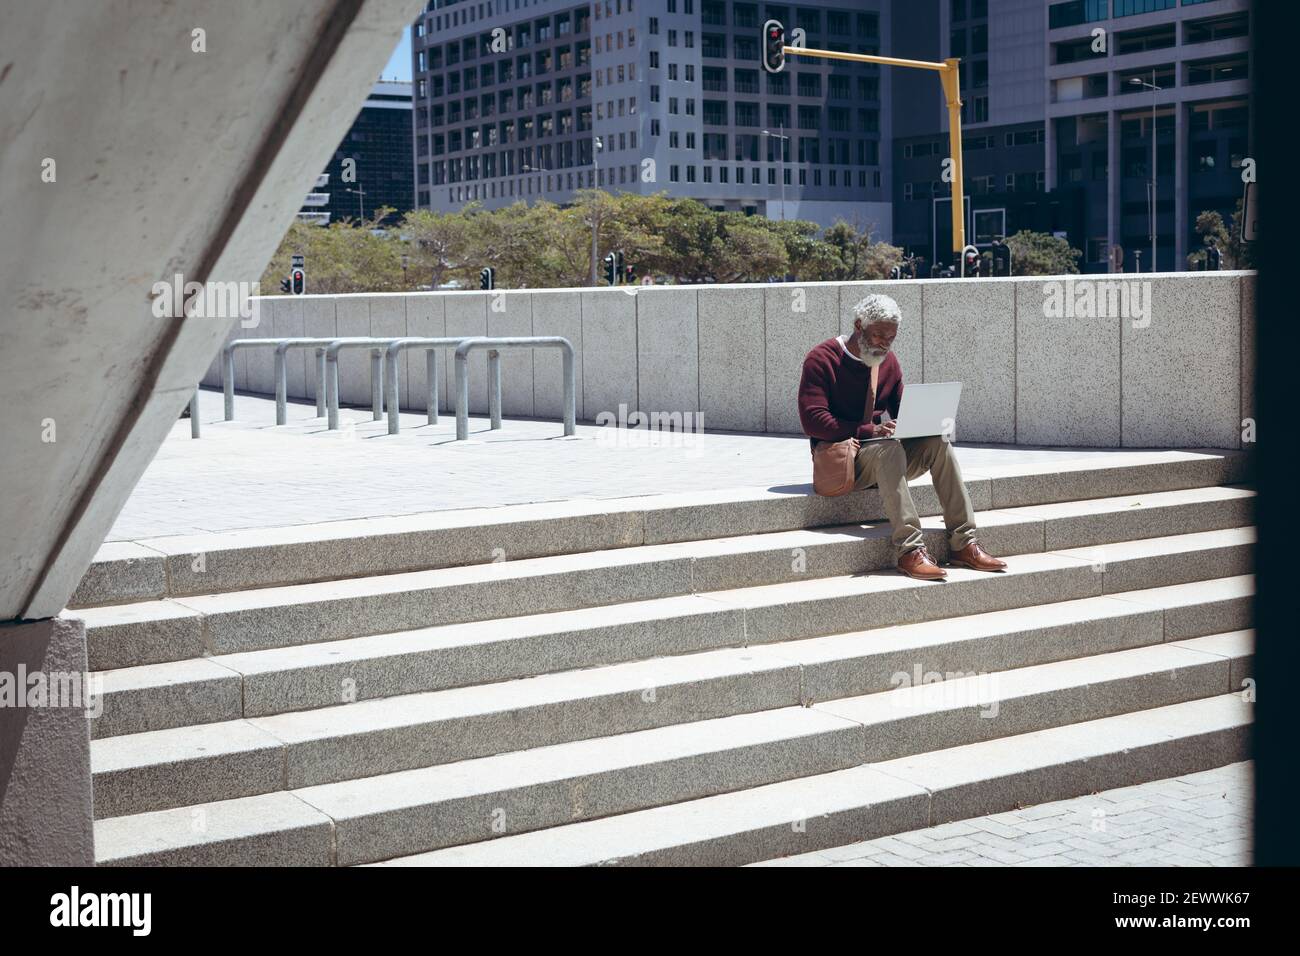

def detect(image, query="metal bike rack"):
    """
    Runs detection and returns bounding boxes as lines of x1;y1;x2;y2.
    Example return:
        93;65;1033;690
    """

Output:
323;337;402;430
453;337;575;442
381;337;472;435
274;338;340;424
223;339;288;420
220;335;576;440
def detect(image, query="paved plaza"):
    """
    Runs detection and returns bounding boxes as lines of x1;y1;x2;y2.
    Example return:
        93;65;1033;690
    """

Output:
114;387;1163;541
754;762;1253;867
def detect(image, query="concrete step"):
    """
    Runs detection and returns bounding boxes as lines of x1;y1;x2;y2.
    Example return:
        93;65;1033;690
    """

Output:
70;449;1250;607
366;693;1253;866
77;490;1255;671
87;568;1254;739
95;706;860;866
86;543;1252;818
92;634;1252;866
707;528;1253;646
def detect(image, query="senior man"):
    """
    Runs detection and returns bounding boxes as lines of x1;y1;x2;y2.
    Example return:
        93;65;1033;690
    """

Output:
797;293;1006;581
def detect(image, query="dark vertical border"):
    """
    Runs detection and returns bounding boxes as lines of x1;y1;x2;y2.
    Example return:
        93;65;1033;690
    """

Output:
1250;0;1300;867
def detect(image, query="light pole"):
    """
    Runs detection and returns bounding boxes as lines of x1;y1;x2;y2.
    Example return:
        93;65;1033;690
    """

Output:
345;185;366;222
762;125;790;221
590;135;603;285
1130;73;1161;273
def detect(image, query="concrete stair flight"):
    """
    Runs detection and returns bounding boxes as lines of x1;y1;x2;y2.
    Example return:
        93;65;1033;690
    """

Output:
75;449;1256;866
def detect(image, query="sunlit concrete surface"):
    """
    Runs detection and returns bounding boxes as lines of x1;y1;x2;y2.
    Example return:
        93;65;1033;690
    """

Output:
105;387;1236;542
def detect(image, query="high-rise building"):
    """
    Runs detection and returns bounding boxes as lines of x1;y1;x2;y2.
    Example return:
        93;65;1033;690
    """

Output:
298;80;414;225
410;0;894;232
893;0;1252;273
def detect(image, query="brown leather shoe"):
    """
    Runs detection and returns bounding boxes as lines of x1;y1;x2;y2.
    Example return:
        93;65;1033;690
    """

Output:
897;546;947;581
948;541;1008;572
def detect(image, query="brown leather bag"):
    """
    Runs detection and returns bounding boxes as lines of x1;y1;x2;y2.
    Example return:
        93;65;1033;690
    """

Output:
811;362;877;497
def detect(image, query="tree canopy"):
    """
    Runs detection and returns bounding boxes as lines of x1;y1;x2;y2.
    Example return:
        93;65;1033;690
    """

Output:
261;194;905;292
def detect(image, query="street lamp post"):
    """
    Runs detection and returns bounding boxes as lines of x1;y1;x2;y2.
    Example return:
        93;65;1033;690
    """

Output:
590;135;603;286
1130;73;1161;273
345;184;367;222
762;125;790;221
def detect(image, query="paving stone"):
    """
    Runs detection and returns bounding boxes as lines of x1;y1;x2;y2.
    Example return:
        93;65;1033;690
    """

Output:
755;762;1252;868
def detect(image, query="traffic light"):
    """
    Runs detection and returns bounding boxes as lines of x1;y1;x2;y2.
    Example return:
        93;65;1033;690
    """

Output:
290;268;306;295
762;19;785;73
615;250;625;285
1206;243;1222;271
961;246;980;278
479;266;495;290
280;278;291;293
990;241;1012;277
603;252;617;285
625;265;635;284
889;265;902;281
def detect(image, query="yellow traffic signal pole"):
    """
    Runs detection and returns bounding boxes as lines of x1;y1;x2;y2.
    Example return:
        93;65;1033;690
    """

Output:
784;46;965;270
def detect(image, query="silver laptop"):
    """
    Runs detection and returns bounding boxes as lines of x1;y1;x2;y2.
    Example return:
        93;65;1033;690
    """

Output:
862;382;963;442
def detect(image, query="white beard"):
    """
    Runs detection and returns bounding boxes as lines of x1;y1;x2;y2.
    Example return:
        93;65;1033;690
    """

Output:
862;348;888;368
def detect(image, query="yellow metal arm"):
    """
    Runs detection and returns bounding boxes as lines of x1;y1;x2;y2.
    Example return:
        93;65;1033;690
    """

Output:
782;47;966;264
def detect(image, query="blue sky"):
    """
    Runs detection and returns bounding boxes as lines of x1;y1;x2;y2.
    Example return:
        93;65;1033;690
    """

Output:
380;29;412;82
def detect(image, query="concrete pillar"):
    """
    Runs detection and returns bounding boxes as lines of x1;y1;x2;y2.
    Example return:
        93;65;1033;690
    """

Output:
0;616;95;866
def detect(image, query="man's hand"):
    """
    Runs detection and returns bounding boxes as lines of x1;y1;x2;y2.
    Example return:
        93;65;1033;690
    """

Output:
870;421;896;439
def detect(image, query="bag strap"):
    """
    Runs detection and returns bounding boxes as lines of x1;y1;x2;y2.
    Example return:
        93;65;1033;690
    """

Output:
863;362;879;431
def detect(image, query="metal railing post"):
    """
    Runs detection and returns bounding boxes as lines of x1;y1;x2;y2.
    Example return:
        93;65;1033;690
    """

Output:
274;347;289;425
370;349;384;421
427;349;438;425
315;348;327;417
385;347;402;436
562;345;576;436
223;345;236;420
488;349;502;430
455;348;471;441
327;355;341;430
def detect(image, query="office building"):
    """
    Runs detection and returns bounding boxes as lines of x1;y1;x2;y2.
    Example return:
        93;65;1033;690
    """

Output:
298;80;414;225
411;0;894;232
893;0;1252;272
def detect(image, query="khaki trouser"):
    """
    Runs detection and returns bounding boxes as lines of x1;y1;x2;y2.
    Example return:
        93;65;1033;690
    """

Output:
853;435;977;558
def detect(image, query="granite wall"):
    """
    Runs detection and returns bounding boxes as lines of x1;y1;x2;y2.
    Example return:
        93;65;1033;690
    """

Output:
206;272;1256;450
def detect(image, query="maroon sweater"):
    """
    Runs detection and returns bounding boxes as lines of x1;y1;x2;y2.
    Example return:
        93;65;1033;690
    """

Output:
798;336;904;448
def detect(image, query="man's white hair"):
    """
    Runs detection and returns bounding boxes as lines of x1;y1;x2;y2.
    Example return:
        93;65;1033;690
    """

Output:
852;293;902;329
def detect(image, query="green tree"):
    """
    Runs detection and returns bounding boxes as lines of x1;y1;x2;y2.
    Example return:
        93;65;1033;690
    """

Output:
1003;229;1082;276
400;206;477;289
819;219;903;280
1187;200;1254;270
261;209;406;294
